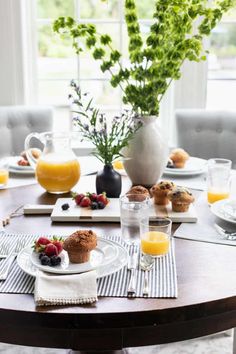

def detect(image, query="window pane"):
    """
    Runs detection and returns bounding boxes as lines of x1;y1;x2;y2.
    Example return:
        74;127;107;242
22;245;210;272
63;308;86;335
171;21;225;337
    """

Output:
79;80;121;107
37;0;75;19
53;107;71;132
207;80;236;109
135;0;155;19
37;24;77;81
38;80;72;105
80;0;119;19
79;24;120;79
208;23;236;79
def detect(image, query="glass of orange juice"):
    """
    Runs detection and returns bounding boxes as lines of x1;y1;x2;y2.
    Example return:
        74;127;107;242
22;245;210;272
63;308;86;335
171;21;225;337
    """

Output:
0;158;9;187
140;218;172;258
207;158;232;204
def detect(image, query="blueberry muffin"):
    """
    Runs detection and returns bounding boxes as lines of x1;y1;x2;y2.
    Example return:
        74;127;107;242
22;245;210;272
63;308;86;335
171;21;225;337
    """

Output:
63;230;97;264
150;181;176;205
168;187;194;212
169;148;189;168
126;185;150;202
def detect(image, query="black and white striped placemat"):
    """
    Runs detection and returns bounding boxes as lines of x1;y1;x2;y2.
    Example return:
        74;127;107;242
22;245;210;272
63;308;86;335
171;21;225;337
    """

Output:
0;233;177;298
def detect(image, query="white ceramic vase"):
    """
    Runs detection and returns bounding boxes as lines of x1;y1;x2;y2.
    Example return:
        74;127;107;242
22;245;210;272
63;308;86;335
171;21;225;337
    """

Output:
122;116;168;187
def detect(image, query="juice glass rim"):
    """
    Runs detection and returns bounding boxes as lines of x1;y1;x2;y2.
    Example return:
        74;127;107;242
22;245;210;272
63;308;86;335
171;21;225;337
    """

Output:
140;217;172;231
207;158;232;167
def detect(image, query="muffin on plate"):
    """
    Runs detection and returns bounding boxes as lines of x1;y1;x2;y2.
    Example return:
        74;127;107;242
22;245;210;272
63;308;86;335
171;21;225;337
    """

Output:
167;187;194;212
126;185;150;202
169;148;189;168
63;230;97;264
150;181;176;205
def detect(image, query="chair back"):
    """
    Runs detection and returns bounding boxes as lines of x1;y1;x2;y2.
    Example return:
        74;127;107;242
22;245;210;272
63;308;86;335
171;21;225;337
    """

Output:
0;105;53;157
176;109;236;168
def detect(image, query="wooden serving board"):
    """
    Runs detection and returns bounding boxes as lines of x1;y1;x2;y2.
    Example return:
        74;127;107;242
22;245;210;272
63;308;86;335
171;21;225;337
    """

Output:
51;198;197;223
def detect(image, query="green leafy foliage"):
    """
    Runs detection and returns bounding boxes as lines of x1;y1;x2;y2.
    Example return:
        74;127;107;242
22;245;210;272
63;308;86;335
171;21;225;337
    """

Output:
53;0;236;116
69;81;142;165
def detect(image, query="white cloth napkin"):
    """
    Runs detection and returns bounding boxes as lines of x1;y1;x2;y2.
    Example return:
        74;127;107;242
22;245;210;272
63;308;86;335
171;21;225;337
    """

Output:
34;270;98;306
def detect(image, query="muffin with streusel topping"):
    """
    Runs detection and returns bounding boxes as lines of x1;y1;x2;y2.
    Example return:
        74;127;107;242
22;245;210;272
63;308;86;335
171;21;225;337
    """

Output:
150;181;176;205
63;230;97;264
126;185;150;202
168;187;194;212
169;148;189;168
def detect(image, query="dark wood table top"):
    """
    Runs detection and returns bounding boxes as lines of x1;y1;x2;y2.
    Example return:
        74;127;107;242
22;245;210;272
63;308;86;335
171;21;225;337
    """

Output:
0;175;236;351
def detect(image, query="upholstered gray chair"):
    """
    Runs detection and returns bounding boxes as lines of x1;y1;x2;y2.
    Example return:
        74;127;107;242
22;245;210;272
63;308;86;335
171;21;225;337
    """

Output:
175;109;236;168
0;105;53;157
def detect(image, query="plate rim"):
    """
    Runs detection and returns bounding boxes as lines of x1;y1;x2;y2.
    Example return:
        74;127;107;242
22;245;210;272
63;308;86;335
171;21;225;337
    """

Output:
164;157;207;176
210;198;236;224
17;237;127;278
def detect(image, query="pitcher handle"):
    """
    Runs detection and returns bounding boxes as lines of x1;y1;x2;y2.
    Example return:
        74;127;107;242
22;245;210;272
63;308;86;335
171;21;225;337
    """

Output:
24;132;41;170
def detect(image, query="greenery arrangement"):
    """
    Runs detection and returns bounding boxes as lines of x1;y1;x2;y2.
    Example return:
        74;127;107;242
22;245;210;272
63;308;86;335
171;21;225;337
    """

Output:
54;0;236;116
69;80;142;165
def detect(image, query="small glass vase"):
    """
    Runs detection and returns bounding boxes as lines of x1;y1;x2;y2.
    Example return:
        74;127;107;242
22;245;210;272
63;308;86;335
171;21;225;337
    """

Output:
96;164;121;198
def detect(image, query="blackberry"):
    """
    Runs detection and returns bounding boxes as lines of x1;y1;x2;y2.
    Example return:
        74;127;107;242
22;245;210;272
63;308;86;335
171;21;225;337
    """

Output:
39;252;45;260
61;203;70;211
50;256;61;266
97;201;105;209
91;202;99;210
41;255;51;266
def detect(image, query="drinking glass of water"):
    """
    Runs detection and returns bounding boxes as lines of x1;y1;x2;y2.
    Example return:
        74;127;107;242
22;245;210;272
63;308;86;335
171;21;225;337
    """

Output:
119;193;150;245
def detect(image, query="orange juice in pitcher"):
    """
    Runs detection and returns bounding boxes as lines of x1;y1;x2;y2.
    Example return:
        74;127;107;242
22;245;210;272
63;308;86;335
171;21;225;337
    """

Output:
25;132;80;194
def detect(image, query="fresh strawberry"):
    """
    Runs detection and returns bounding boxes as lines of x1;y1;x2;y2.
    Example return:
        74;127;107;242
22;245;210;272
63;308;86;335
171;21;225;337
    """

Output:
73;193;85;205
34;236;51;253
97;192;109;205
18;158;29;166
52;240;63;254
88;193;98;202
37;237;51;246
80;196;91;207
45;243;58;257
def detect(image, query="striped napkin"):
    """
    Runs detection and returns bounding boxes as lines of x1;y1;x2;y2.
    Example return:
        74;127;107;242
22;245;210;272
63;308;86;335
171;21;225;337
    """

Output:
34;269;97;306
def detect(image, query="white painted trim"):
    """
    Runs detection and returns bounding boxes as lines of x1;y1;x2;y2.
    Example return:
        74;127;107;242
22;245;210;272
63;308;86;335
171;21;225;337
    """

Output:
0;0;25;104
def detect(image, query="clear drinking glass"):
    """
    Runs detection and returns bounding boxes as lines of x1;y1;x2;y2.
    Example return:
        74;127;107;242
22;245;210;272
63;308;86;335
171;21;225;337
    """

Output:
207;158;232;204
140;218;172;258
0;158;9;187
119;193;150;245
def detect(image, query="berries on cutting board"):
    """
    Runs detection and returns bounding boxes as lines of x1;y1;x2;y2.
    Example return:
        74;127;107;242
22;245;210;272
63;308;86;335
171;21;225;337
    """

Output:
72;191;109;210
73;193;85;205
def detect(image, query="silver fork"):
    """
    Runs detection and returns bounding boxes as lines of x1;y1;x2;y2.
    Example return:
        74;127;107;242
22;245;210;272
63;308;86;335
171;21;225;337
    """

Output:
0;238;26;280
214;224;236;240
140;255;154;297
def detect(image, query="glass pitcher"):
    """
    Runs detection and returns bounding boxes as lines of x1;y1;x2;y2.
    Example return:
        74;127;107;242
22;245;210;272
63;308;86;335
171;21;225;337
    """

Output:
25;132;80;194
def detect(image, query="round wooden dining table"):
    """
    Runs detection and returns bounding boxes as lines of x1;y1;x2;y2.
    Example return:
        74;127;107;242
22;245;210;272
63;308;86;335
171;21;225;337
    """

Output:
0;175;236;353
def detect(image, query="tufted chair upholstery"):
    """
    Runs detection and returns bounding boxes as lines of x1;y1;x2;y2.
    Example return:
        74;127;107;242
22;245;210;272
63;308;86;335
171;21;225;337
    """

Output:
0;105;53;157
175;109;236;168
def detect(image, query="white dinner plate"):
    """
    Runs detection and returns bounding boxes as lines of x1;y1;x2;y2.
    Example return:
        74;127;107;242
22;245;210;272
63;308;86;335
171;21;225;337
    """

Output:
8;156;35;175
210;199;236;224
17;238;128;278
163;157;207;176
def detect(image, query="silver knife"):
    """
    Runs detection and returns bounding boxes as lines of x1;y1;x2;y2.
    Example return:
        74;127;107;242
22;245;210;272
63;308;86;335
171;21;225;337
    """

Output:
127;250;138;296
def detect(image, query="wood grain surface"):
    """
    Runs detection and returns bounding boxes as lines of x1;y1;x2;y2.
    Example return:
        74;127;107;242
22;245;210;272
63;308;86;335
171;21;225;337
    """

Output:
0;175;235;351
